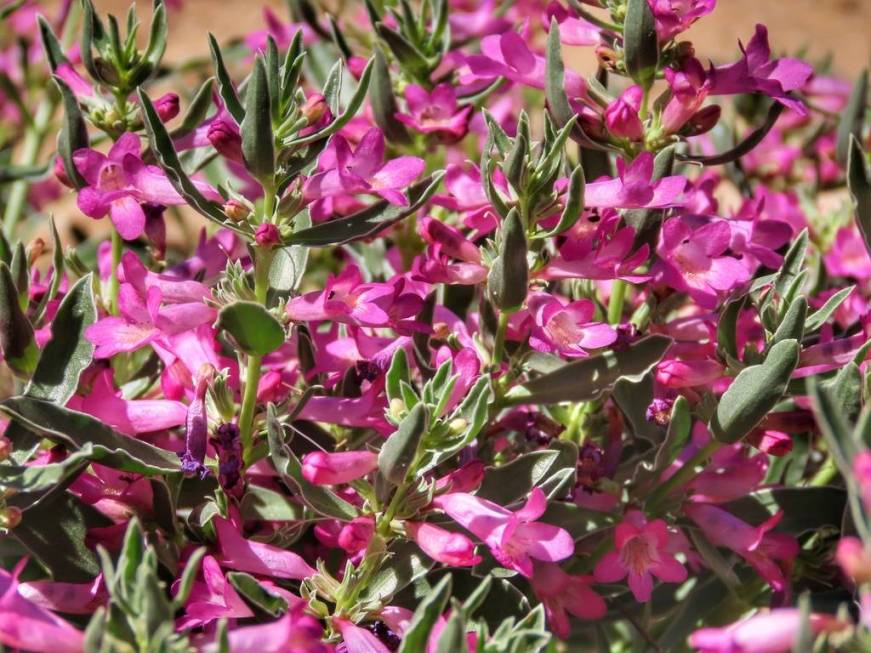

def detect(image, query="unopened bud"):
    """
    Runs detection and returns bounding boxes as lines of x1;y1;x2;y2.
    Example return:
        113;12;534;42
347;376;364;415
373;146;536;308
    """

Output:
53;156;73;188
389;398;405;422
0;506;22;529
595;45;618;71
153;92;180;122
301;94;327;125
681;105;722;137
28;238;46;265
207;119;244;163
448;418;468;435
223;199;250;222
254;223;280;248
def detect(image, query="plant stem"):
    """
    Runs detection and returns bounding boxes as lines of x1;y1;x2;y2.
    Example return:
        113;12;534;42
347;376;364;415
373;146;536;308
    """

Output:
809;454;839;487
2;99;56;237
108;228;123;314
645;439;723;514
607;280;628;324
492;311;510;366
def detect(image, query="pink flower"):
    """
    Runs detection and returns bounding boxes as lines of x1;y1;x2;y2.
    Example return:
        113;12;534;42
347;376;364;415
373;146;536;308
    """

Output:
214;517;315;580
824;227;871;281
854;451;871;510
406;521;482;567
179;365;214;477
195;606;330;653
662;59;711;134
396;84;472;139
531;562;607;639
689;609;846;653
594;510;688;602
464;29;586;99
300;450;378;485
0;560;84;653
73;133;219;240
413;217;487;285
604;86;644;140
655;216;751;309
338;517;375;554
287;266;424;329
254;223;280;247
432;487;574;577
836;536;871;584
176;555;253;629
649;0;716;41
303;128;425;207
684;503;798;593
709;25;813;115
543;1;599;46
334;617;391;653
525;292;617;357
585;153;686;209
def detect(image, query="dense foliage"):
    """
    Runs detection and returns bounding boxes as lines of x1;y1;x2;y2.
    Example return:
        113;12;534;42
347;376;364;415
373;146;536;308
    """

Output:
1;0;871;651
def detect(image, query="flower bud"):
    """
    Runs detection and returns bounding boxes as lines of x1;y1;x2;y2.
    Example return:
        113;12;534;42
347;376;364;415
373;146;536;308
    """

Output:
301;94;327;125
212;422;244;498
27;238;45;265
254;223;280;248
179;364;216;478
406;521;481;566
0;506;22;529
301;450;378;485
680;105;722;137
223;199;250;222
338;516;375;553
604;85;644;140
153;92;180;123
53;155;73;188
207;119;244;163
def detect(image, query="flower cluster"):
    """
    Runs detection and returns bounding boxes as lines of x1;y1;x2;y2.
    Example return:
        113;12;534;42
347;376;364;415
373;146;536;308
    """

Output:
0;0;869;651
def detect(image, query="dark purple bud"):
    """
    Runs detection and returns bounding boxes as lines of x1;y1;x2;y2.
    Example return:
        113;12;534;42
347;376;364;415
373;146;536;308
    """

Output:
142;203;167;260
53;155;73;188
680;105;722;137
180;365;215;478
212;422;244;498
207;118;244;163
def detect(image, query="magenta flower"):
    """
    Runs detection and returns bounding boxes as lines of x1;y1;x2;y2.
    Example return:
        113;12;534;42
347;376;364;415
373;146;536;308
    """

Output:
585;153;686;209
195;606;330;653
73;133;220;240
179;365;214;477
655;216;751;309
396;84;472;140
604;85;644;140
661;58;712;134
544;1;600;46
684;503;798;593
464;29;586;99
432;487;574;577
303;128;425;207
525;292;617;358
405;521;482;567
413;216;487;285
532;562;606;639
300;450;378;485
689;609;846;653
176;555;253;629
0;560;84;653
214;517;315;580
337;517;376;554
650;0;716;41
709;25;813;114
824;226;871;281
593;510;687;602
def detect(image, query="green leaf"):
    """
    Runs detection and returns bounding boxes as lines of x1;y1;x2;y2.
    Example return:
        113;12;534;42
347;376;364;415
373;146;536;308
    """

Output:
379;403;428;485
228;572;288;616
717;294;746;362
478;441;577;505
52;74;89;189
266;405;358;520
503;335;672;405
362;540;433;603
170;77;216;139
710;339;799;443
267;240;309;298
370;47;410;144
837;70;868;165
650;396;692;476
545;20;575;129
623;0;659;89
805;286;854;333
216;302;285;356
0;261;37;377
288;173;443;246
240;56;275;183
0;396;181;474
487;209;528;312
138;89;241;232
1;445;94;510
37;15;69;72
434;609;465;653
535;165;584;238
240;485;301;521
14;492;111;582
847;135;871;256
398;575;452;653
208;33;245;123
770;295;806;345
172;547;207;610
774;228;809;298
26;274;96;403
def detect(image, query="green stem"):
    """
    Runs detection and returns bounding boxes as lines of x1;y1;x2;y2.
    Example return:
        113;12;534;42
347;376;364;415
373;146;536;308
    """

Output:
809;455;839;487
2;100;56;237
108;228;123;315
645;439;723;514
607;280;628;325
492;312;510;367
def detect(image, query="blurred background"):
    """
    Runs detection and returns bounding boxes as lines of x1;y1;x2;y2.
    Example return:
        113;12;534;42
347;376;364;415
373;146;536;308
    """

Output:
76;0;871;76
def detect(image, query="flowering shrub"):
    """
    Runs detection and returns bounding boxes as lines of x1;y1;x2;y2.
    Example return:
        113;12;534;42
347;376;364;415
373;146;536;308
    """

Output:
2;0;871;650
